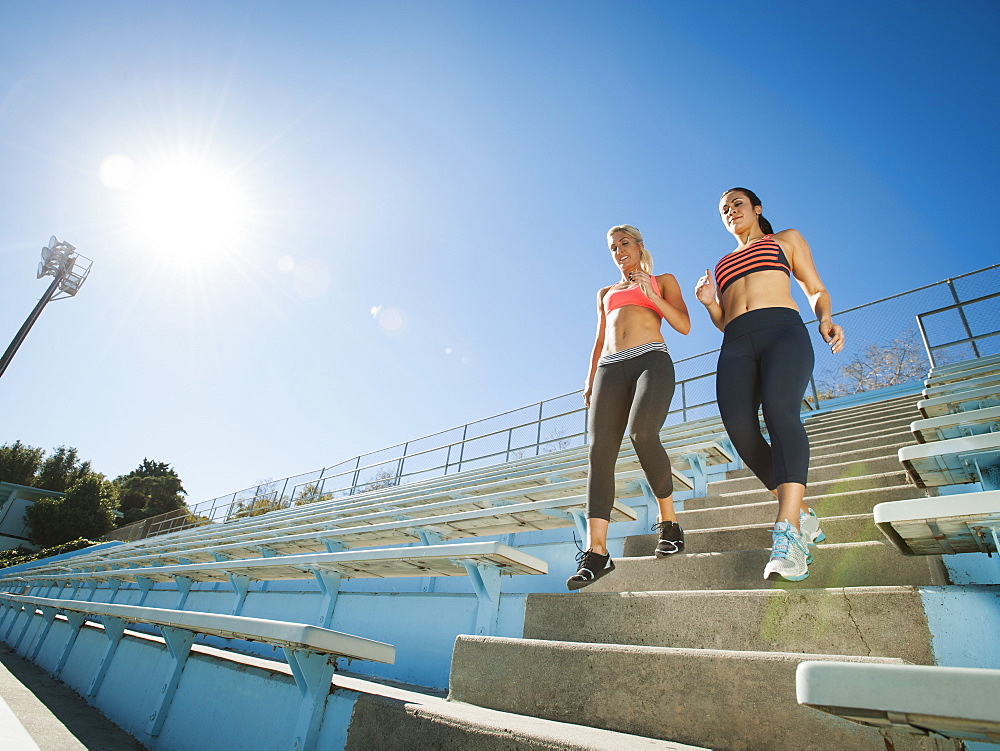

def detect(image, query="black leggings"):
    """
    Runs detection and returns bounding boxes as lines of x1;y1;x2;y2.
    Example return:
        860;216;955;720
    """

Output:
586;349;676;521
716;307;814;489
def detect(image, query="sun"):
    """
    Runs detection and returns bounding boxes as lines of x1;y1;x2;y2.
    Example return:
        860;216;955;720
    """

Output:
115;154;252;265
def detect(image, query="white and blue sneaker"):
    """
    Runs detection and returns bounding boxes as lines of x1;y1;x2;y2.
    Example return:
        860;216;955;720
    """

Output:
763;521;810;582
799;507;826;545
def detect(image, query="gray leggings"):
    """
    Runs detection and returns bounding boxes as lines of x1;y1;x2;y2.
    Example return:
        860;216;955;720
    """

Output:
586;349;676;520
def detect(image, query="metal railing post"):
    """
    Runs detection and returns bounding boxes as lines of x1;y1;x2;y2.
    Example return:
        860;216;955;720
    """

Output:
395;442;408;485
680;381;688;422
456;425;468;474
947;278;981;358
535;402;544;455
350;456;361;496
916;312;935;368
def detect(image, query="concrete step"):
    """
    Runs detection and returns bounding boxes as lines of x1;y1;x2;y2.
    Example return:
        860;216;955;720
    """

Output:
805;416;914;447
449;637;949;750
678;484;919;528
685;472;914;514
581;541;948;592
805;392;921;419
711;456;904;494
340;672;703;750
523;586;935;664
808;394;918;417
625;513;877;555
809;423;913;453
723;440;912;481
804;400;920;431
805;409;917;438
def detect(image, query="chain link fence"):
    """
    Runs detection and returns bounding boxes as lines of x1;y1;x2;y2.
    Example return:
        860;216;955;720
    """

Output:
105;264;1000;542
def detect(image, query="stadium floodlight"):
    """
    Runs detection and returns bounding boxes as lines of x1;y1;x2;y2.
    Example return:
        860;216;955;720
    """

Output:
0;237;94;380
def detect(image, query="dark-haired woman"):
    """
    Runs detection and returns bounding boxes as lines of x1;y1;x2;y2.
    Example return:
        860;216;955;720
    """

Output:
568;224;690;591
695;188;844;582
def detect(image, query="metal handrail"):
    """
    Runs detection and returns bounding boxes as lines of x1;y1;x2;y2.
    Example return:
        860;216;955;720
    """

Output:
107;263;1000;542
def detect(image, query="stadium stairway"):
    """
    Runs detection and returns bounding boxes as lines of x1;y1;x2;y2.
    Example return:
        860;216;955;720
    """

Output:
426;392;978;750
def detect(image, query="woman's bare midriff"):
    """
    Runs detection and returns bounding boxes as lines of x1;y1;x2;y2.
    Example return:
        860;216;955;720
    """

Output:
719;270;799;329
603;304;664;355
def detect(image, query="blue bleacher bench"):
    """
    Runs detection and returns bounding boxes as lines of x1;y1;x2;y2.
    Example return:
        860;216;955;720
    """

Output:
0;593;394;750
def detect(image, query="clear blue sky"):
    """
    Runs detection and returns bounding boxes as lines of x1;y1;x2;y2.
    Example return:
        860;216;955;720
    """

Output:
1;1;997;504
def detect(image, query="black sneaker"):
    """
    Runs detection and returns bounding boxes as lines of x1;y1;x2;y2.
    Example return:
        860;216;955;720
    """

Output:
566;549;615;591
652;521;685;558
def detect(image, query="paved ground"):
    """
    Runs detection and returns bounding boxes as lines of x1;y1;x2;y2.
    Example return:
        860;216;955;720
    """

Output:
0;644;145;750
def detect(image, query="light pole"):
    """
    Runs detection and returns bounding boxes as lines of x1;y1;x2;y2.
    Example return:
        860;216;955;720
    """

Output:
0;237;93;380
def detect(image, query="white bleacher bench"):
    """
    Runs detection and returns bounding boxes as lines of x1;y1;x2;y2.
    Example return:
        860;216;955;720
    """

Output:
796;661;1000;744
898;432;1000;489
15;470;628;574
114;452;692;564
873;491;1000;557
0;593;393;750
910;405;1000;443
8;541;548;638
922;372;1000;400
11;487;636;579
929;353;1000;378
926;360;1000;389
918;385;1000;419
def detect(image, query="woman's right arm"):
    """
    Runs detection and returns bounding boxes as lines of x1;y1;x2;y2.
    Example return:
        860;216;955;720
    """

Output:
583;287;610;407
695;269;726;332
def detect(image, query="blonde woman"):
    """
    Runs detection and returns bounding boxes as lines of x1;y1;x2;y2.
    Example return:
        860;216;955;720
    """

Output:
569;225;691;590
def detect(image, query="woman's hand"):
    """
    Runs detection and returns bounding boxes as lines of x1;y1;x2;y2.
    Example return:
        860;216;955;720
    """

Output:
583;384;593;408
695;269;716;306
628;270;659;299
820;320;845;354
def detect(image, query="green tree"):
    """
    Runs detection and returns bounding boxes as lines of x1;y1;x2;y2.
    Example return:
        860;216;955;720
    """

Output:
25;473;119;547
35;446;92;493
0;440;45;487
114;459;187;526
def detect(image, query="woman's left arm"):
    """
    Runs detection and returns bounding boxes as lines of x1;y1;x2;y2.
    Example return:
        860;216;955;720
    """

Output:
635;272;690;335
779;229;845;354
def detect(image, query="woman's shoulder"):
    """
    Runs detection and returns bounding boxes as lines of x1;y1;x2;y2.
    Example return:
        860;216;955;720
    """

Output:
772;228;805;244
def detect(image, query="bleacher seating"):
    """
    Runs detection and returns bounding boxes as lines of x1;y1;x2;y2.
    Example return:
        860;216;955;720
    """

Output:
7;353;1000;749
796;661;1000;743
918;385;1000;418
0;592;394;749
922;371;1000;400
7;541;548;636
795;356;1000;743
910;405;1000;443
874;491;1000;556
928;352;1000;378
898;431;1000;488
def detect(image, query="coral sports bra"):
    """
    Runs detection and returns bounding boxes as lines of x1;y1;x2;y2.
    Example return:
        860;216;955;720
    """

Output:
714;235;791;295
604;278;663;318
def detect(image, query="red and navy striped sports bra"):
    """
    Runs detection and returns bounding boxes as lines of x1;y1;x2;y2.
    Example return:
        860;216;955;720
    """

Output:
714;235;791;295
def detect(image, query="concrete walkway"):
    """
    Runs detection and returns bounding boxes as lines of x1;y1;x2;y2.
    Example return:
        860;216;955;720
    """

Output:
0;645;144;750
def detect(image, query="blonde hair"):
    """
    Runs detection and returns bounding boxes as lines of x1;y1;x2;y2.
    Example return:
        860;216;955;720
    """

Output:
607;224;653;274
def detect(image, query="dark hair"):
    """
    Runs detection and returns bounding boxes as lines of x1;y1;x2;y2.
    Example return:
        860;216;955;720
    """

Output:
722;187;774;235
